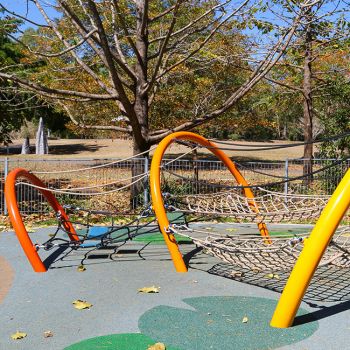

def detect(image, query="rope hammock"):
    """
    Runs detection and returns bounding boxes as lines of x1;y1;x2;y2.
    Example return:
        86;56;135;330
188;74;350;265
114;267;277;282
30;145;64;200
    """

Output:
179;188;330;222
170;224;350;271
149;131;350;285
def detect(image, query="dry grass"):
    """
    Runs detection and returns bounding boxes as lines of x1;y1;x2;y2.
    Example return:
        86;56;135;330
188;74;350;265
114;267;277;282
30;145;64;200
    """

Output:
0;137;315;161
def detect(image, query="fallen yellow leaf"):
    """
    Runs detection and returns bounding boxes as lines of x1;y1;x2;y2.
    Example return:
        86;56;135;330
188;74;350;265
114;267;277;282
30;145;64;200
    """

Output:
77;265;86;272
43;330;53;338
226;228;237;232
147;342;166;350
11;331;27;340
138;286;160;293
72;300;93;310
264;273;280;280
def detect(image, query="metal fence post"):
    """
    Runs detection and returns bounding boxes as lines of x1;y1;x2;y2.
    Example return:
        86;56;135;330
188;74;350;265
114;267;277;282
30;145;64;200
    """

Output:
144;156;149;207
284;158;289;199
4;157;8;215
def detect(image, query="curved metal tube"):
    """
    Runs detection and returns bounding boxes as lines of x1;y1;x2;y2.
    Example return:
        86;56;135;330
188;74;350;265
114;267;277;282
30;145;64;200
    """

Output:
271;168;350;328
150;131;270;273
5;168;79;272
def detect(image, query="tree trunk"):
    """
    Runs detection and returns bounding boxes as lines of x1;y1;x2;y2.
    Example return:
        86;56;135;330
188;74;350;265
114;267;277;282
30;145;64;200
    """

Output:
130;135;150;210
130;0;150;210
302;21;313;185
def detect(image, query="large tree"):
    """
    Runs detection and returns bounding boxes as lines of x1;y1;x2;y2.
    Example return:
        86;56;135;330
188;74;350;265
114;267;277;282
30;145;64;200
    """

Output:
0;0;315;155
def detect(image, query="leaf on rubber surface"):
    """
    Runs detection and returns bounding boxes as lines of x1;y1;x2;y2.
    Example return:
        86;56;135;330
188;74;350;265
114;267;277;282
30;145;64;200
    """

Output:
77;265;86;272
147;342;166;350
138;286;160;293
72;300;93;309
43;330;54;338
11;331;27;340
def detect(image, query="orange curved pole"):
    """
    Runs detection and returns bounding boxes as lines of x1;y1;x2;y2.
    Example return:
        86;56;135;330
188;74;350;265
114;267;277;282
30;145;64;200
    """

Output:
150;131;270;272
5;168;79;272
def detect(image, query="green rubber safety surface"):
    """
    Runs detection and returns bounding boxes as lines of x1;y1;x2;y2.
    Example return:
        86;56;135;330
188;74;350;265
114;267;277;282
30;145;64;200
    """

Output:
133;232;192;244
64;333;180;350
139;296;318;350
62;296;318;350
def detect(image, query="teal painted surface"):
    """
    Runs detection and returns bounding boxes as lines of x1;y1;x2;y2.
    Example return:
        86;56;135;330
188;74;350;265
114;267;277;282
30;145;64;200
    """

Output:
64;333;180;350
139;296;318;350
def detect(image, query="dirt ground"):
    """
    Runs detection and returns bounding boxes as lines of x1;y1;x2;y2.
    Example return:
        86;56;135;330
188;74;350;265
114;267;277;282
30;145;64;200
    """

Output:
0;137;314;161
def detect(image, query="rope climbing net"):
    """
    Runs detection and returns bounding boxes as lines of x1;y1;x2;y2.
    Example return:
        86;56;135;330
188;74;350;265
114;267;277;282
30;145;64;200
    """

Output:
5;150;163;272
149;131;350;275
168;224;350;271
179;188;330;222
156;133;350;226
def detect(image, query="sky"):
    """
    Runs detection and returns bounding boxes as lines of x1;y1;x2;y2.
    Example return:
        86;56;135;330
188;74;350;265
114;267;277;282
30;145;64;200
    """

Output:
1;0;59;30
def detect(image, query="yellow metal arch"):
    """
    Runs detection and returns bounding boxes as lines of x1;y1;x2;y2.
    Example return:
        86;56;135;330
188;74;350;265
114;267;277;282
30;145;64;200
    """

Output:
149;131;269;273
271;168;350;328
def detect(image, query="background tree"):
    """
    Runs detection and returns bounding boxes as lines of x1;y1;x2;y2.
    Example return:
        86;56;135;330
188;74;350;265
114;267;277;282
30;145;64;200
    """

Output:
0;0;312;154
0;12;70;145
0;12;26;144
0;0;330;205
258;0;350;178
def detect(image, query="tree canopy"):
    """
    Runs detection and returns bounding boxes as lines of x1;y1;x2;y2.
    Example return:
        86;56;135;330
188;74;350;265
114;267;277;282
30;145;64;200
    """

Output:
0;0;314;154
0;0;349;157
0;12;26;144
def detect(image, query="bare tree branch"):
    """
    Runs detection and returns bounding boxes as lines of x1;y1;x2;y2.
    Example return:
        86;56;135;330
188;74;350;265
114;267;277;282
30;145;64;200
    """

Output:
149;8;304;143
9;29;97;58
153;0;250;84
59;102;132;133
85;0;135;116
0;72;119;100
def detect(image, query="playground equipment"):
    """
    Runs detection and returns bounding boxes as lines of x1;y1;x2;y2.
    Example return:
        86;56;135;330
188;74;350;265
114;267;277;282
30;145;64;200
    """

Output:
5;130;350;328
149;131;350;328
183;188;329;222
4;154;175;273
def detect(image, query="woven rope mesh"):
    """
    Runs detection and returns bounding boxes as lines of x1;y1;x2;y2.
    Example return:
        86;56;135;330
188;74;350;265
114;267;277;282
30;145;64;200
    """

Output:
181;188;330;223
174;226;350;271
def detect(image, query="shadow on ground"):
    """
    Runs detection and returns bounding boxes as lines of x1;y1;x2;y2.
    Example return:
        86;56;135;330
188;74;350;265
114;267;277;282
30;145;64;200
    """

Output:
207;262;350;303
0;143;106;155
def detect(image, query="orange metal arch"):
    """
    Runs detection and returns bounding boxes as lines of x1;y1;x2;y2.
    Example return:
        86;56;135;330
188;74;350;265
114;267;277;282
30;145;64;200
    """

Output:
5;168;79;272
150;131;270;272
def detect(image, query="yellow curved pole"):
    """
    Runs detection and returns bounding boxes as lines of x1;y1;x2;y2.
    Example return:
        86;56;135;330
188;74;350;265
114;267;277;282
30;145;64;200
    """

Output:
150;131;270;273
271;168;350;328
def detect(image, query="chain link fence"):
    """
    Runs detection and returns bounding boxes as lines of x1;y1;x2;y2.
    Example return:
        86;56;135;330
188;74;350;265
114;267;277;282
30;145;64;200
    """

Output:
0;157;349;215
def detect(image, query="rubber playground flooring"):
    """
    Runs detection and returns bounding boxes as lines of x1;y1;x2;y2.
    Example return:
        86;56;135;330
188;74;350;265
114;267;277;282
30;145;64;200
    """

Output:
1;222;350;350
